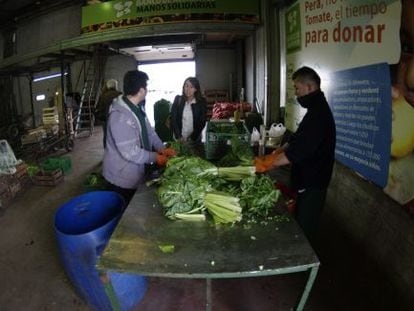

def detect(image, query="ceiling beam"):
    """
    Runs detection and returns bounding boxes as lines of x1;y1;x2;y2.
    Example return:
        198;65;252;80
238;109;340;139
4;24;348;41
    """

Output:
0;0;85;30
0;22;256;71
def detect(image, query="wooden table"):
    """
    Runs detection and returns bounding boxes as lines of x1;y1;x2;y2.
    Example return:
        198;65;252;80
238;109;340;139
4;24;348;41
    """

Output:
97;188;319;311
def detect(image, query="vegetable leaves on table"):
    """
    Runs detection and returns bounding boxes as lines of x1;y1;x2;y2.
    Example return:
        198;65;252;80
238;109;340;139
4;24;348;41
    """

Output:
156;155;281;224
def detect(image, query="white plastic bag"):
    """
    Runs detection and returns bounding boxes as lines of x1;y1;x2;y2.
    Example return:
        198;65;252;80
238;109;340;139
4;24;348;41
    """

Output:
250;127;260;143
268;123;286;138
0;140;20;175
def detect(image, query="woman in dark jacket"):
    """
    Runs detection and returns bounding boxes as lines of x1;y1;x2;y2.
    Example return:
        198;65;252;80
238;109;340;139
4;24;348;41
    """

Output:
171;77;207;144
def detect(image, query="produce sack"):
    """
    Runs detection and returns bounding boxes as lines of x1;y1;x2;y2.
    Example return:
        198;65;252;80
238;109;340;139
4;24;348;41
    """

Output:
268;123;286;138
250;127;260;144
0;139;21;174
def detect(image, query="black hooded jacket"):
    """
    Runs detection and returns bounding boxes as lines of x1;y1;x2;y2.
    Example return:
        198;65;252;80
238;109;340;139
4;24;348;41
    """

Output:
285;90;336;190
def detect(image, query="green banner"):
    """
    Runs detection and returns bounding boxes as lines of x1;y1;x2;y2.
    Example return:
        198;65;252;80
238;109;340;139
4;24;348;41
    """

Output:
82;0;260;33
285;3;301;54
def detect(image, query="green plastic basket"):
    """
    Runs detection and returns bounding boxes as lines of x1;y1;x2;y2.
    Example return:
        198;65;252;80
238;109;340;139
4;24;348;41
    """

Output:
205;121;250;160
41;156;72;175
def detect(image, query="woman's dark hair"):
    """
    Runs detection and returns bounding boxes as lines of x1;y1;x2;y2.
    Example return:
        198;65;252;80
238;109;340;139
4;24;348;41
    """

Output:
123;70;149;95
292;66;321;88
182;77;203;101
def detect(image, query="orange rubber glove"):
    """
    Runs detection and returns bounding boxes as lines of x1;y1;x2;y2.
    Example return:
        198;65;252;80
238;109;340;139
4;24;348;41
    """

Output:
156;153;168;167
254;153;277;173
255;159;266;173
160;147;177;157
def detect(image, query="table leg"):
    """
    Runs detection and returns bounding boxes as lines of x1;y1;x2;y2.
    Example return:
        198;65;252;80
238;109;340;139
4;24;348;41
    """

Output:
296;266;319;311
206;278;212;311
100;272;121;311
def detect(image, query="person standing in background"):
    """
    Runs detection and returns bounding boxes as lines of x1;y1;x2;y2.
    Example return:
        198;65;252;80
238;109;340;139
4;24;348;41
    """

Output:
96;79;122;148
171;77;207;155
255;66;336;241
154;98;173;143
103;70;176;204
64;92;80;136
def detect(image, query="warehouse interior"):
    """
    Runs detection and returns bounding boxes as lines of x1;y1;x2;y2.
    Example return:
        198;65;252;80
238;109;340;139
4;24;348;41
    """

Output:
0;126;408;310
0;0;413;310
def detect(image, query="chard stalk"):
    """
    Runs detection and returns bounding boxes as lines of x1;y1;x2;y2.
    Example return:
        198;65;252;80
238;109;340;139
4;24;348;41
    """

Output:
217;166;256;181
205;200;242;213
197;167;218;177
208;206;242;223
173;213;206;221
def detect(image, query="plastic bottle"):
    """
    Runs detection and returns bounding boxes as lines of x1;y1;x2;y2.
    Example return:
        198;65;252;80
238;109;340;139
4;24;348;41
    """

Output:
258;124;266;156
258;141;264;156
234;109;240;122
239;88;245;119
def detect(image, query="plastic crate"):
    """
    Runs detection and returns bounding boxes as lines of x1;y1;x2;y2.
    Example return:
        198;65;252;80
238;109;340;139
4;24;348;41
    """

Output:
205;120;250;160
41;156;72;175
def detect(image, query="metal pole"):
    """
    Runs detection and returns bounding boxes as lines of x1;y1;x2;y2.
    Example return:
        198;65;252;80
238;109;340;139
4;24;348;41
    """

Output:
296;265;319;311
100;273;121;311
60;51;70;138
206;278;212;311
28;75;35;128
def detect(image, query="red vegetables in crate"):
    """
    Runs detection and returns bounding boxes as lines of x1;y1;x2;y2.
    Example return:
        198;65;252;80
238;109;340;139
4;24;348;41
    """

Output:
211;102;251;119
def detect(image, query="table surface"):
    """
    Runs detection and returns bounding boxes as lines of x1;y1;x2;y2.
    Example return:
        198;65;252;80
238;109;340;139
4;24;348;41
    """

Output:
97;188;319;279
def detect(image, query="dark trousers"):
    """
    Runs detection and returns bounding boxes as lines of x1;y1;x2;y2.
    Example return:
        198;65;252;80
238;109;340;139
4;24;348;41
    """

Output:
104;180;136;207
102;121;107;149
295;188;327;242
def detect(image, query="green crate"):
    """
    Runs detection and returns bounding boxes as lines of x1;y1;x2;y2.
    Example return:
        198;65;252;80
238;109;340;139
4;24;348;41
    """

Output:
205;120;250;160
41;156;72;175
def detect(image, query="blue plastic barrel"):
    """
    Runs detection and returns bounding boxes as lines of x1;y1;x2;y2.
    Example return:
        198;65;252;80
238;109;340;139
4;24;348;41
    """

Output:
54;191;147;311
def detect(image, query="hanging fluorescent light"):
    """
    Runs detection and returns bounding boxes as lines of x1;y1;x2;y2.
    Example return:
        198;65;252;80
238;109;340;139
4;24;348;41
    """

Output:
33;72;68;82
36;94;46;101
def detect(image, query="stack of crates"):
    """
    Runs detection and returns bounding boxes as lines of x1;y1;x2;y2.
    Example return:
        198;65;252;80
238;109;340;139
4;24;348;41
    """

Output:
20;127;47;145
42;107;59;126
205;120;250;160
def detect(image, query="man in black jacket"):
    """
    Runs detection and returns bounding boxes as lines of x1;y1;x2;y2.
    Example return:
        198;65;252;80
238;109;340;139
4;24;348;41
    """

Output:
256;66;336;240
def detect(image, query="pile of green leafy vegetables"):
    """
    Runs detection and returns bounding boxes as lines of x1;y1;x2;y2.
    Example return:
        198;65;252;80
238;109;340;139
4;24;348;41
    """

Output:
217;136;254;167
155;154;281;224
167;140;193;156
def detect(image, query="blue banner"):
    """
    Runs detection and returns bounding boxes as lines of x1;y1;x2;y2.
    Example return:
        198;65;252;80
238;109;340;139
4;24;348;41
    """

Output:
329;63;391;187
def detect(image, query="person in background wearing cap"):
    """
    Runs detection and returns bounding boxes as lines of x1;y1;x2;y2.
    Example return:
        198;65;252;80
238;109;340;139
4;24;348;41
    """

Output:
103;70;176;204
96;79;122;148
255;66;336;241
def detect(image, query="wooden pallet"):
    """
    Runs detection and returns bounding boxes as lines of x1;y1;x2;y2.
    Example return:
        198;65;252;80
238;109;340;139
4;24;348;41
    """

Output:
0;163;31;208
0;176;8;193
0;190;12;209
32;169;64;186
14;162;28;179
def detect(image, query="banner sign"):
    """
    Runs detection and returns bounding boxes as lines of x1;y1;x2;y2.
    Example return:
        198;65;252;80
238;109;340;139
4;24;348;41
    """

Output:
81;0;260;33
284;0;414;208
329;63;391;187
285;3;301;54
284;0;401;71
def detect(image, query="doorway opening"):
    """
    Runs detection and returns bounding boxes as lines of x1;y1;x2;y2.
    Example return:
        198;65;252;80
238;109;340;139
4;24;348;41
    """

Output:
139;61;196;126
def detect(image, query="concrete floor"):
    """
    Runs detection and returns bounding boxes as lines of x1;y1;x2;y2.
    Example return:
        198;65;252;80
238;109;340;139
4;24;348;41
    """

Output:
0;126;410;311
